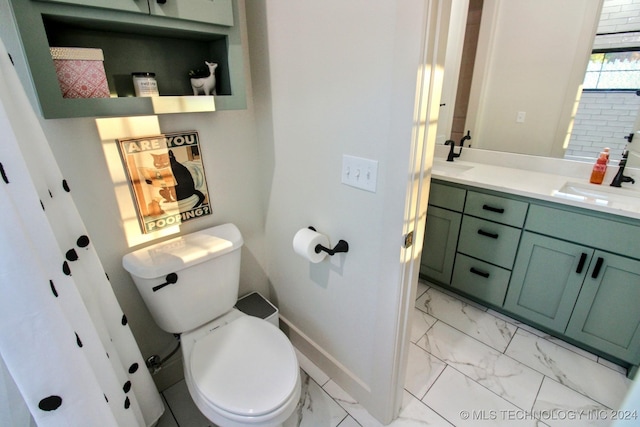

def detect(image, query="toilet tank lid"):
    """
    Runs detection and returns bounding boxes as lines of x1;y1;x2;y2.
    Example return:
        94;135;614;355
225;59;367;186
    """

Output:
122;223;243;279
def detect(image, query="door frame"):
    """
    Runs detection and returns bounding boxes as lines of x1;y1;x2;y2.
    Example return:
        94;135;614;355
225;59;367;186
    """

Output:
388;0;452;420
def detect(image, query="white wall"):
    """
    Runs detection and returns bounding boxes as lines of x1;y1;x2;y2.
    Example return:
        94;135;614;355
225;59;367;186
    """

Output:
246;0;439;422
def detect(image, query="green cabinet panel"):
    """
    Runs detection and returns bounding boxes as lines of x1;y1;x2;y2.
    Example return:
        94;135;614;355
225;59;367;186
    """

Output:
526;205;640;257
504;232;592;333
34;0;233;25
451;254;511;307
422;179;640;369
149;0;233;26
465;191;528;227
457;216;521;269
566;252;640;363
420;206;462;284
428;181;466;211
34;0;150;13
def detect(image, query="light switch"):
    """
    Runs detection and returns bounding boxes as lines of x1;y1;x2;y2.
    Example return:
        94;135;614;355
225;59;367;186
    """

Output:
342;155;378;192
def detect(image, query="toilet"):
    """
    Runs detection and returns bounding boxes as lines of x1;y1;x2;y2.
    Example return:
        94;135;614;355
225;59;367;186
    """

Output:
123;223;301;427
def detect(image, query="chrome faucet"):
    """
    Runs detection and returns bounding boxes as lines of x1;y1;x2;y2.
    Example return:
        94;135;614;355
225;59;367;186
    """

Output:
610;150;636;187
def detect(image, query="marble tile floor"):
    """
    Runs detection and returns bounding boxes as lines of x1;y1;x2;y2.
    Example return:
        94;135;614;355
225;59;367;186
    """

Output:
156;279;634;427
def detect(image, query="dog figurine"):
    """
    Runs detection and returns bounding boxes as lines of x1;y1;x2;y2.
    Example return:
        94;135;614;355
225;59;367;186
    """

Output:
190;61;217;96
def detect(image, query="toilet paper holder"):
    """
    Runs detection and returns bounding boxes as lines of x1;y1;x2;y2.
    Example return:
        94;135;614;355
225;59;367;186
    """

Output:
308;227;349;256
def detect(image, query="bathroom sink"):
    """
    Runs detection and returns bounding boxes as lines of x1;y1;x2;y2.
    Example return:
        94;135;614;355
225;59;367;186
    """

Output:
432;159;473;177
552;181;640;209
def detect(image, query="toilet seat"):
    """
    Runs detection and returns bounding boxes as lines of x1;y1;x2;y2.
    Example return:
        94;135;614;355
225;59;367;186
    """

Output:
189;315;299;418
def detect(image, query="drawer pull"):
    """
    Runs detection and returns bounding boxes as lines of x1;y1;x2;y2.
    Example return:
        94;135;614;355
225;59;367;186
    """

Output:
482;204;505;214
591;257;604;279
477;229;499;239
576;253;587;274
470;267;490;278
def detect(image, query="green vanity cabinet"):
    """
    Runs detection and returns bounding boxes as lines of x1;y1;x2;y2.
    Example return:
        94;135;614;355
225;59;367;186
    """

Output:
565;252;640;363
421;180;640;371
420;182;466;284
504;232;594;333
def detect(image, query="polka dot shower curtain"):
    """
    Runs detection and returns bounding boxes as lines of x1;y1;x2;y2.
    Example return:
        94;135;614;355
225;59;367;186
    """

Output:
0;40;164;426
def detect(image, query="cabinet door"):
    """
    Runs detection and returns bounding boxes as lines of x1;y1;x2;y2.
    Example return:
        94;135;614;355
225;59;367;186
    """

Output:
420;206;462;285
504;232;593;333
34;0;150;13
149;0;234;26
566;252;640;363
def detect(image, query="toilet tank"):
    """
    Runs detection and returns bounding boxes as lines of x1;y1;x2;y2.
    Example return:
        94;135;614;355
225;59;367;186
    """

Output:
123;223;243;334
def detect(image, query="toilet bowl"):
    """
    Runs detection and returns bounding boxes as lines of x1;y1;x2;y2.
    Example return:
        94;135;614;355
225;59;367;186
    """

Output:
182;311;301;427
122;224;301;427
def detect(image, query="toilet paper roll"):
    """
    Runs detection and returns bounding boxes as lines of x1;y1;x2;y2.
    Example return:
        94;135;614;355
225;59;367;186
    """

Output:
293;228;330;263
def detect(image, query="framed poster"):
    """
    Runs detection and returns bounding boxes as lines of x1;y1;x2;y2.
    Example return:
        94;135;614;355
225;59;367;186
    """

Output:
117;131;211;233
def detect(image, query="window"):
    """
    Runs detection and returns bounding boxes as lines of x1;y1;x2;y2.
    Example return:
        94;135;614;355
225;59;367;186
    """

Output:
583;50;640;90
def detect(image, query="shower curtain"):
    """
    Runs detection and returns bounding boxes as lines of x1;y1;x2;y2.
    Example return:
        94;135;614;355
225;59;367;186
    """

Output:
0;39;164;426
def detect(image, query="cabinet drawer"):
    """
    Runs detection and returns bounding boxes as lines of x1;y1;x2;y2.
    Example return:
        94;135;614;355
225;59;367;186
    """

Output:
464;191;528;227
451;254;511;307
429;182;466;212
457;216;522;269
526;204;640;257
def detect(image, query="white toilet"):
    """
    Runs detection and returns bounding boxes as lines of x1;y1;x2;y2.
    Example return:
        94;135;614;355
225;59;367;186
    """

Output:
123;223;301;427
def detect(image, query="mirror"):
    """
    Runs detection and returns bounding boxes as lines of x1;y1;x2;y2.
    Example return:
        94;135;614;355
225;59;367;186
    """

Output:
440;0;640;169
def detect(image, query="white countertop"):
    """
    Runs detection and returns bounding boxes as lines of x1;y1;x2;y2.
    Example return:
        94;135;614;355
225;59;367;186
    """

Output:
430;147;640;221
